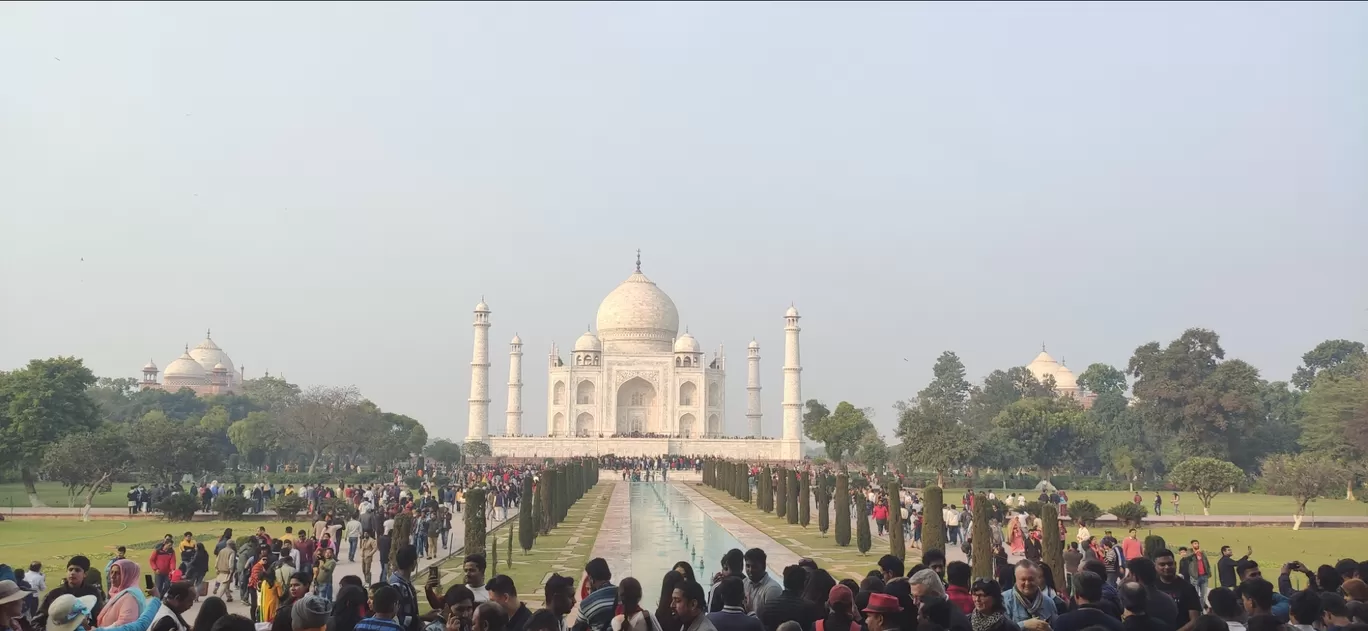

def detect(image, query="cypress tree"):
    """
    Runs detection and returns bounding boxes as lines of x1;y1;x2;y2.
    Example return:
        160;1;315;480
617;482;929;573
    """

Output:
922;485;946;555
557;466;569;522
519;475;535;552
817;475;830;536
776;468;789;519
799;471;811;528
390;512;413;569
742;465;751;504
856;489;872;554
464;488;487;555
786;469;800;525
886;477;905;560
834;472;851;546
971;493;993;581
490;533;498;569
507;525;513;567
1042;504;1065;594
539;469;555;533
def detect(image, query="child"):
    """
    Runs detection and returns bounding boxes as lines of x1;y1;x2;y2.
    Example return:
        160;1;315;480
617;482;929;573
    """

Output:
24;561;47;594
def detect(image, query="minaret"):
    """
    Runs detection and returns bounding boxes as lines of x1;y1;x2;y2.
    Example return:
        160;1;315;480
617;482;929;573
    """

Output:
782;305;802;457
506;334;523;436
466;298;491;443
746;340;762;437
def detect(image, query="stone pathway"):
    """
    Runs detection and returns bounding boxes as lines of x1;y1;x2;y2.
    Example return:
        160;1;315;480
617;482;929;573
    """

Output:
588;481;632;579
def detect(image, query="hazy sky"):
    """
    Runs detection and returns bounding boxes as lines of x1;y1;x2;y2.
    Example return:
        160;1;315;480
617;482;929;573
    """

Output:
3;2;1366;441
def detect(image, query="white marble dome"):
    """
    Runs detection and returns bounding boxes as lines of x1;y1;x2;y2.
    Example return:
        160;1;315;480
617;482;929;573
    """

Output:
747;339;760;349
1053;363;1078;391
510;334;523;345
164;350;209;385
574;330;602;352
674;332;701;354
189;333;235;379
786;305;800;318
1027;349;1080;393
595;270;679;353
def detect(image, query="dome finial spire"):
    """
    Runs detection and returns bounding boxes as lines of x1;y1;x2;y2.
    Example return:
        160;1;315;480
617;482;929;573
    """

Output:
206;328;211;339
1041;342;1046;352
635;248;641;272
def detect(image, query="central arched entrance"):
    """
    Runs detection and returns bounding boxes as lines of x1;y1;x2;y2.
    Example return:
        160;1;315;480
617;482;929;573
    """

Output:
616;377;657;435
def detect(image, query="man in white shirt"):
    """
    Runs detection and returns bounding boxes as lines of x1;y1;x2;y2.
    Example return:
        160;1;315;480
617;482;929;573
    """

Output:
384;516;396;536
345;516;363;562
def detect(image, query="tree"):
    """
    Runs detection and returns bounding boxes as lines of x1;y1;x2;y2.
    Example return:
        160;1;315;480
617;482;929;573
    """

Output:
278;385;361;473
1168;457;1245;515
799;472;811;528
834;473;851;546
970;493;992;580
966;367;1051;431
816;475;830;536
922;486;945;554
896;398;975;486
855;430;892;472
1298;364;1368;499
1128;329;1267;468
0;357;101;505
1293;340;1367;391
518;475;535;552
786;470;800;525
198;405;231;432
803;400;874;465
1260;454;1346;530
41;426;133;520
1041;504;1065;594
992;396;1098;480
1077;363;1127;395
776;468;789;519
242;375;301;411
465;488;488;554
228;412;280;466
855;490;871;555
885;477;904;561
464;441;492;459
130;411;225;482
425;440;465;470
921;352;972;405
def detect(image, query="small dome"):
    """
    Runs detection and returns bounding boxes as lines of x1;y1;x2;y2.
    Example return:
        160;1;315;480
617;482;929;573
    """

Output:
1053;363;1079;391
164;350;209;384
747;339;760;349
786;305;800;317
1026;350;1059;385
574;330;602;352
475;299;490;312
212;362;227;372
143;359;158;371
510;334;523;345
674;333;701;354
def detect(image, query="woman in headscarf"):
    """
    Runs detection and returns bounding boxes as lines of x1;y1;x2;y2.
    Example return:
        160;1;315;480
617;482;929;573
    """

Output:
97;560;146;627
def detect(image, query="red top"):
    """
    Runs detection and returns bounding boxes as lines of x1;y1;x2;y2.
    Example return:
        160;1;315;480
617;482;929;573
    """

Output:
946;585;974;614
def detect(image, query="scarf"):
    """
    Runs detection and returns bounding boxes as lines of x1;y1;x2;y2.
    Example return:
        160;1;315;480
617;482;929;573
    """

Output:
971;611;1006;631
1012;589;1044;618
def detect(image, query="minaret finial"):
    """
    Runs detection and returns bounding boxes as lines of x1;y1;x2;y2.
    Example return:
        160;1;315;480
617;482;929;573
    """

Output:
635;249;641;272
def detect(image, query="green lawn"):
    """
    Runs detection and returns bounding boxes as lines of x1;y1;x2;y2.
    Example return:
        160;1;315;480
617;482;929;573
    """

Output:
942;488;1368;517
431;482;611;611
0;482;143;509
0;519;268;589
696;486;1362;586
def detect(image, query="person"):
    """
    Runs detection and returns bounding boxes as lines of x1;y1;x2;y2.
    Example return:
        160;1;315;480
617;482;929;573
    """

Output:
1153;550;1202;631
150;582;198;631
743;550;780;619
672;564;697;586
292;595;331;631
210;615;257;631
1121;531;1143;563
2;580;36;631
333;585;374;631
150;544;177;599
945;562;974;616
1127;558;1180;629
1217;548;1251;590
1003;561;1057;626
390;546;422;631
525;611;561;631
670;581;715;631
461;555;490;604
1063;544;1083;581
611;578;659;631
361;532;379;585
656;573;684;631
1234;562;1288;621
756;566;822;631
1286;591;1320;631
46;594;99;631
213;542;237;603
36;556;106;630
813;585;857;631
474;603;508;631
862;594;904;631
346;517;363;563
378;530;393;584
908;569;970;631
488;576;531;631
314;549;337;601
1318;593;1351;631
1192;615;1229;631
573;559;616;631
543;574;576;631
1153;494;1162;517
24;563;47;596
878;556;905;585
708;551;745;614
357;585;408;631
192;597;228;631
1119;582;1167;631
801;571;837;615
97;560;147;627
1052;572;1120;631
272;572;313;631
706;578;757;631
1207;588;1246;631
1183;541;1213;605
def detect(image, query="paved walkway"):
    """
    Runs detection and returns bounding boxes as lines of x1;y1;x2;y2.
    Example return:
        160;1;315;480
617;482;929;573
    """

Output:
588;481;633;580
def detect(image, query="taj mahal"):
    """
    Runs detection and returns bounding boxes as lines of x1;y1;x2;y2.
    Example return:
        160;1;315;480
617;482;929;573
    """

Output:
469;254;805;461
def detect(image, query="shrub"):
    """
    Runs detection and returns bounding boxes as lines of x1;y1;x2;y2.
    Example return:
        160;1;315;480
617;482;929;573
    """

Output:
403;476;423;490
270;495;309;522
212;494;252;518
1069;499;1102;526
155;494;201;521
1108;502;1147;528
317;497;356;519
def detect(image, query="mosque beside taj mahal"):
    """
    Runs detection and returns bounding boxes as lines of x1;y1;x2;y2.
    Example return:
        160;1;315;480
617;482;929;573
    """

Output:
466;254;806;461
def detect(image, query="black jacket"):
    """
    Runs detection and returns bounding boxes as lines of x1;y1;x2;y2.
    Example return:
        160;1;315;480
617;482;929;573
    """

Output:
756;590;823;631
1053;605;1122;631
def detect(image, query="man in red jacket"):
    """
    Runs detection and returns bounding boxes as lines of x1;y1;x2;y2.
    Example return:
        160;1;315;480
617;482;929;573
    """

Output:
149;542;177;597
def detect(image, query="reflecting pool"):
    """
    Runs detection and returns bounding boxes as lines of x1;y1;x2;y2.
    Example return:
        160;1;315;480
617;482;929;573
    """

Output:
629;482;777;606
